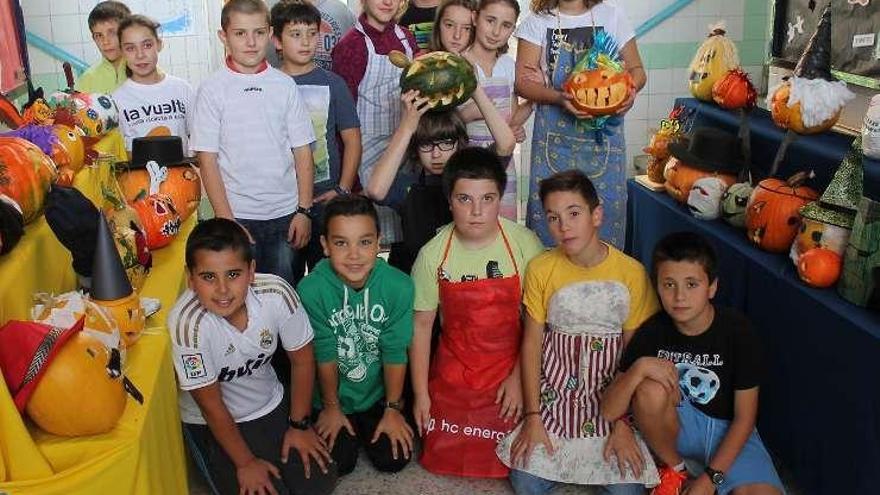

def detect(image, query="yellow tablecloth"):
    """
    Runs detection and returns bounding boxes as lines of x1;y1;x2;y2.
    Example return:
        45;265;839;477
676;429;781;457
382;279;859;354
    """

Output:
0;154;193;494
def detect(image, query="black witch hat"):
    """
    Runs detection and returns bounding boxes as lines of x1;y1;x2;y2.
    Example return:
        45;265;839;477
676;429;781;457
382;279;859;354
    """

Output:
91;212;133;301
793;4;834;81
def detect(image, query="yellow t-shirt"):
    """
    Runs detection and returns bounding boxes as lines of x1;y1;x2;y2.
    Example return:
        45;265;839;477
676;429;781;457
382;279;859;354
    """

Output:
523;245;659;332
412;218;545;311
76;59;127;94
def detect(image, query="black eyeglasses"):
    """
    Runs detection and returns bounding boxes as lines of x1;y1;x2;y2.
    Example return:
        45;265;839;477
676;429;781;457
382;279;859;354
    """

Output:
417;139;457;153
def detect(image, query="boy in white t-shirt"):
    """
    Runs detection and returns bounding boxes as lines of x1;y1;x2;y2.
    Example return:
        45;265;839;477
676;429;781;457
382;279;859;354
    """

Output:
191;0;317;286
169;218;337;495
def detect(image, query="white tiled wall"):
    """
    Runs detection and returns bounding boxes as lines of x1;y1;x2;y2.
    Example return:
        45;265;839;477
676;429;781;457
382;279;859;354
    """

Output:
21;0;224;93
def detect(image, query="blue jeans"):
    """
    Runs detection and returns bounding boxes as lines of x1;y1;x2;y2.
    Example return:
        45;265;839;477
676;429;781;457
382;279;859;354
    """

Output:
509;470;646;495
236;214;302;286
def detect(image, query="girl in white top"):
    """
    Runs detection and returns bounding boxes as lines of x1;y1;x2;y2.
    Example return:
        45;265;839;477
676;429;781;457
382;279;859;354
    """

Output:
461;0;533;221
113;15;194;154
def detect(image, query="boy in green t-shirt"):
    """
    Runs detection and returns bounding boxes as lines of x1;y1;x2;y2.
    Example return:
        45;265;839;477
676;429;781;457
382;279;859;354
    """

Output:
297;195;415;477
76;1;130;93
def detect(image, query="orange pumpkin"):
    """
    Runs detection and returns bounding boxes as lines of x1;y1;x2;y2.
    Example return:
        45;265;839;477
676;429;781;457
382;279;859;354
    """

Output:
0;136;58;223
50;125;86;186
92;292;145;348
712;69;757;110
745;172;819;253
797;248;842;288
563;68;633;116
644;133;675;183
26;331;127;436
117;165;201;221
132;193;181;249
663;157;737;204
770;81;839;134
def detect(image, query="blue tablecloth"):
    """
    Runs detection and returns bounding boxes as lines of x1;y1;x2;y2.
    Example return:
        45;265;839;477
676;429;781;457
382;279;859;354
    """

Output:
625;180;880;495
674;98;880;200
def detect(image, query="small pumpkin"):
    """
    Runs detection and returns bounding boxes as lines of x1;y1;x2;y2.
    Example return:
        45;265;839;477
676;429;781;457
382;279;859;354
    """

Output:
132;193;181;250
712;68;757;110
721;182;754;228
770;81;839;135
688;26;740;101
0;136;58;223
663;157;737;204
391;50;477;111
797;247;842;288
117;165;201;221
562;67;633;116
745;172;819;253
25;331;127;436
50;125;86;186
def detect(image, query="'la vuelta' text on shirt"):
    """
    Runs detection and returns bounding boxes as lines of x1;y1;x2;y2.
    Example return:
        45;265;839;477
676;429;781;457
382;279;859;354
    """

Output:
217;353;271;382
122;99;187;122
657;350;724;367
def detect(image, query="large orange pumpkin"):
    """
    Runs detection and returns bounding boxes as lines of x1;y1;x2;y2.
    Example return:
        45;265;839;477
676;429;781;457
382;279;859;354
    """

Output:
0;136;58;223
132;193;181;250
563;67;633;116
746;173;819;253
663;157;737;204
712;69;757;110
770;81;839;134
25;331;127;436
50;125;86;186
797;247;842;288
117;165;201;221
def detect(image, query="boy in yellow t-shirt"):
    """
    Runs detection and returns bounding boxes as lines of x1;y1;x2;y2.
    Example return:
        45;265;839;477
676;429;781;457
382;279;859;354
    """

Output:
76;1;130;94
497;170;661;494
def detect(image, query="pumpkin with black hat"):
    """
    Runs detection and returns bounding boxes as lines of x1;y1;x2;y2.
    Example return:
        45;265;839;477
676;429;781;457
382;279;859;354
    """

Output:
116;136;201;222
664;127;740;204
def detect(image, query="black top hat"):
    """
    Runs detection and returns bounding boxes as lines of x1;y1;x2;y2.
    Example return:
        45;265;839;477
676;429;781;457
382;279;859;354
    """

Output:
667;127;744;175
45;186;99;276
91;212;133;301
794;4;834;81
117;136;197;170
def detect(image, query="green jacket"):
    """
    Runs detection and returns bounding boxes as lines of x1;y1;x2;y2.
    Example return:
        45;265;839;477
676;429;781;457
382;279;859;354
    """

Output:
298;258;414;414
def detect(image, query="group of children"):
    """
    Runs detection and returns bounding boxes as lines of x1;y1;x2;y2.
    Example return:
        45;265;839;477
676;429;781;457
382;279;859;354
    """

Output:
72;0;785;494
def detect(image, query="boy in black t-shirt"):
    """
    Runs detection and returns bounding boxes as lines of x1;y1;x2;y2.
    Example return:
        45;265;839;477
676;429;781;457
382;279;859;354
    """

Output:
602;232;784;495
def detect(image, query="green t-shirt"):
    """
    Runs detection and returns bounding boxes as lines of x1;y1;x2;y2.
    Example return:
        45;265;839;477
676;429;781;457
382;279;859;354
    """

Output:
298;258;414;414
411;218;545;311
76;58;127;94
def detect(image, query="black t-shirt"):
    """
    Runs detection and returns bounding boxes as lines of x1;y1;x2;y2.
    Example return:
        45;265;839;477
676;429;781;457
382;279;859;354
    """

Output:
619;307;762;420
400;5;437;50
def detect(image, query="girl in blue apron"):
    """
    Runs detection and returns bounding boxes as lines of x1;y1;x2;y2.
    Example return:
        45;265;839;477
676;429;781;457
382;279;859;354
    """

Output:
513;0;646;247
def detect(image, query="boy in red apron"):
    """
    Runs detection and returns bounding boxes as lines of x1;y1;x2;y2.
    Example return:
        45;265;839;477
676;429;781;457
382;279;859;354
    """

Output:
410;147;545;478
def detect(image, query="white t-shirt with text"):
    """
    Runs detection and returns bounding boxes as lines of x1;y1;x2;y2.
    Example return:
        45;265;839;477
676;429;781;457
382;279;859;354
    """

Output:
112;74;194;153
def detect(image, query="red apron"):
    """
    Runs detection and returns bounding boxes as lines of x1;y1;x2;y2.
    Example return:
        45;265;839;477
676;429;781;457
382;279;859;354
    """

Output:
420;224;522;478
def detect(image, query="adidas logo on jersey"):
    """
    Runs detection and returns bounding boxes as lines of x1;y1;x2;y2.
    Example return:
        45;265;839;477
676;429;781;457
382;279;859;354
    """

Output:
217;353;271;382
225;343;235;356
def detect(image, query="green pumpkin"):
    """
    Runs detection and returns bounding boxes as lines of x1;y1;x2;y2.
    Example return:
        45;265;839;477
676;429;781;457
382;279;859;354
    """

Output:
390;50;477;111
721;182;753;228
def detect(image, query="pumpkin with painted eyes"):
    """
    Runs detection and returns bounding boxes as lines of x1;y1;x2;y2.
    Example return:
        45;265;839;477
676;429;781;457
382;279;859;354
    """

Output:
117;165;201;221
51;125;86;186
688;26;740;101
721;182;754;228
131;193;181;250
563;67;633;115
745;172;818;253
663;157;737;204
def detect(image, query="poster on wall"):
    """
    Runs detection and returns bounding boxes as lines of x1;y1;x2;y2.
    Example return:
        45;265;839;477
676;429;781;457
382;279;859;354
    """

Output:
772;0;880;84
81;0;199;37
0;0;26;93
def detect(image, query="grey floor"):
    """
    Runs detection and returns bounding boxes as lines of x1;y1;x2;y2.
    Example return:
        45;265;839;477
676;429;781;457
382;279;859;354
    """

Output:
188;449;801;495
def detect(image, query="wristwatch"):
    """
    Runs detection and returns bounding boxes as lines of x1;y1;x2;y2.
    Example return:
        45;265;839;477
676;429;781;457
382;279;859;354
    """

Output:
705;466;725;486
294;205;314;220
288;416;312;430
383;399;404;412
334;185;351;196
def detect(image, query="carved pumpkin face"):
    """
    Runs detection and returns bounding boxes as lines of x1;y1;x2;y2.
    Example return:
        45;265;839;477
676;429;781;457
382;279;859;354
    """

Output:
25;332;127;436
663;157;737;204
132;193;181;250
51;125;86;186
746;176;819;253
117;165;201;221
563;68;633;115
712;69;757;110
105;204;151;291
92;292;145;348
798;248;842;288
792;217;851;262
721;182;753;228
770;81;839;135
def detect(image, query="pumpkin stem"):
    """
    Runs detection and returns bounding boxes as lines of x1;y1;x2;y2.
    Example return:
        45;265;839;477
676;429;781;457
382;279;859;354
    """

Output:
786;170;813;188
768;130;797;178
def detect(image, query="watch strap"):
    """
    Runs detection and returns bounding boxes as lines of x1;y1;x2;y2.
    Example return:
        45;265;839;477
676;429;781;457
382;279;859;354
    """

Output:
288;416;312;430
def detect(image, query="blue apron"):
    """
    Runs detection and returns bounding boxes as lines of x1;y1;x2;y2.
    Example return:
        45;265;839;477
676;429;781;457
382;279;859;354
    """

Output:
526;29;627;248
